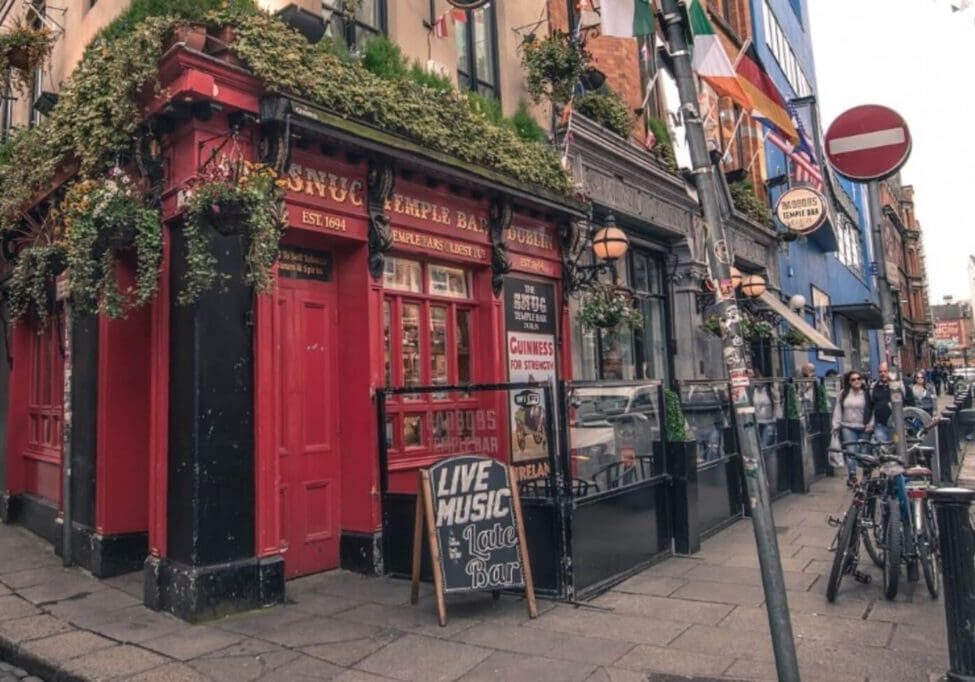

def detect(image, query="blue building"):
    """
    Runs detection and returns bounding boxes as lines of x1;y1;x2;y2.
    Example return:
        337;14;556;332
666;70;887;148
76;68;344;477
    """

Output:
750;0;882;379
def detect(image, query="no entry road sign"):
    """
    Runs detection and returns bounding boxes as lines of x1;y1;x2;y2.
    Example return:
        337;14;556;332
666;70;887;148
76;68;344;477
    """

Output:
824;105;911;181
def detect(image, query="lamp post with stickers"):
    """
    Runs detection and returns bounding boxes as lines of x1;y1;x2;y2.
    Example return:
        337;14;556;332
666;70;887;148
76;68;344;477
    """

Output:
658;1;800;679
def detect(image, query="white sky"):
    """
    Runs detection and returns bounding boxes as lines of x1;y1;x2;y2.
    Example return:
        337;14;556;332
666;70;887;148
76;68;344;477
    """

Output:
807;0;975;304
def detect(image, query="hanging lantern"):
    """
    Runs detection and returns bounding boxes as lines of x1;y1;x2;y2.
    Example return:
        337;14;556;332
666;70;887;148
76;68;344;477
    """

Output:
740;274;767;298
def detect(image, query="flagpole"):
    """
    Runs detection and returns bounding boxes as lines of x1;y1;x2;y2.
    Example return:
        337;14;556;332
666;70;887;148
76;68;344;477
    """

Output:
720;109;746;160
731;37;752;68
659;2;800;679
747;128;771;174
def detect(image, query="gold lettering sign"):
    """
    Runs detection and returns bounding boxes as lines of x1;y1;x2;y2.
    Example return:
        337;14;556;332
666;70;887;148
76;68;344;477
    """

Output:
505;224;554;252
300;210;347;232
284;163;364;206
392;228;487;260
279;247;332;282
515;256;549;273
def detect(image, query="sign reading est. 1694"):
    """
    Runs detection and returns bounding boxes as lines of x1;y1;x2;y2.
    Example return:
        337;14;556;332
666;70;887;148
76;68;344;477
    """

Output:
775;186;828;236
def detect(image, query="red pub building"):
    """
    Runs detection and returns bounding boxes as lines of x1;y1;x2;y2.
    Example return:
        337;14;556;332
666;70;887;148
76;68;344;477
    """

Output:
1;31;583;621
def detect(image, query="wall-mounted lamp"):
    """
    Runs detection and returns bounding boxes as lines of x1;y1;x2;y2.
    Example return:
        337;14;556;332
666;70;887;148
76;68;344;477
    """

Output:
740;274;767;299
567;213;630;291
33;91;58;116
789;294;807;312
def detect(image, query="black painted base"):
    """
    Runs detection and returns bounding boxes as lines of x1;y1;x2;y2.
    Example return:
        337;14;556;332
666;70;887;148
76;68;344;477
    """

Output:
0;490;18;523
54;523;148;578
144;554;285;623
340;530;383;575
2;493;58;544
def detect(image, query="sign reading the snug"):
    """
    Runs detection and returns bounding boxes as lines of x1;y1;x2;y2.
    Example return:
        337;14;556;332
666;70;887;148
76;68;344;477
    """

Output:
775;186;828;235
411;455;537;626
278;247;331;282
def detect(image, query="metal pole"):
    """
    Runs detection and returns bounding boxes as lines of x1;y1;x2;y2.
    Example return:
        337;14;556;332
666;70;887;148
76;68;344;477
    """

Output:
931;487;975;681
61;298;72;568
866;182;908;465
658;3;799;679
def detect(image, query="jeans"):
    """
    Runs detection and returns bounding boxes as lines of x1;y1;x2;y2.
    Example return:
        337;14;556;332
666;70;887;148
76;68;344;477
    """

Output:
840;426;868;476
758;422;776;450
873;422;891;444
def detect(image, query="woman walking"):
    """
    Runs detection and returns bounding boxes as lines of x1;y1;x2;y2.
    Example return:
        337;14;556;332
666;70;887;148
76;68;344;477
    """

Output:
910;371;936;416
832;371;874;486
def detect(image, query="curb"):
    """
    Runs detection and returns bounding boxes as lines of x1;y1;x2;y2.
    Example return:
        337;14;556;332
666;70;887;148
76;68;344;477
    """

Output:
0;634;87;682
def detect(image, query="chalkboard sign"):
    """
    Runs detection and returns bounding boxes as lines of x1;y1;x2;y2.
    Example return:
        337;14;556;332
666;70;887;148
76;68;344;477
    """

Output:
411;456;537;625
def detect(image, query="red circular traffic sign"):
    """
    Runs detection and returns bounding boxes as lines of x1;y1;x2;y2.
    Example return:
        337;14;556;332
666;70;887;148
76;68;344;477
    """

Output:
824;105;911;181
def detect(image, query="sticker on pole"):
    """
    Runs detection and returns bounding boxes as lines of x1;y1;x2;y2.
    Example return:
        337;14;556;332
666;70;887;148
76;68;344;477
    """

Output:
824;105;911;181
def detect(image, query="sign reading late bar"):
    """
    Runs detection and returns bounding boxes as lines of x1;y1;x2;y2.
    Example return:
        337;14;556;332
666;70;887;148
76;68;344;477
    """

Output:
411;455;537;626
278;247;331;282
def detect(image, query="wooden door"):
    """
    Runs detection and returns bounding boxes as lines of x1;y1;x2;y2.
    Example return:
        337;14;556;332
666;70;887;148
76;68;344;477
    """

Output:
276;277;340;578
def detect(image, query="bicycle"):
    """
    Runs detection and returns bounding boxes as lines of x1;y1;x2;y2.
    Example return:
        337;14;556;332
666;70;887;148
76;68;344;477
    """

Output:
903;439;939;598
825;445;887;602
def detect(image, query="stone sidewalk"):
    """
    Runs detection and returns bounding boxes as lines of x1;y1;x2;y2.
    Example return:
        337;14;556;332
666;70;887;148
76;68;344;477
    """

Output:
0;471;959;682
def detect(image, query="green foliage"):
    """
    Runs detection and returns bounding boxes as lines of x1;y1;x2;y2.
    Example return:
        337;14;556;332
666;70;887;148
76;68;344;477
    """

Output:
729;180;773;226
785;383;800;420
647;116;678;172
740;313;775;340
508;101;548;144
7;244;65;326
520;30;588;105
814;381;830;413
576;284;643;331
60;172;163;318
360;35;409;80
782;327;809;348
664;388;688;443
0;23;54;94
574;92;633;139
94;0;256;47
179;162;285;306
408;62;453;92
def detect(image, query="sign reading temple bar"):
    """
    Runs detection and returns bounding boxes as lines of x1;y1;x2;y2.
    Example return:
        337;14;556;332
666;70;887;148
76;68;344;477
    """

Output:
775;186;827;235
411;456;537;626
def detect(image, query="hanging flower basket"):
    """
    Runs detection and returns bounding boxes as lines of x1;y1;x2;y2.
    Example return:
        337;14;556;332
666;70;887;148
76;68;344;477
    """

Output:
577;284;644;331
7;243;67;326
200;197;249;236
0;23;54;94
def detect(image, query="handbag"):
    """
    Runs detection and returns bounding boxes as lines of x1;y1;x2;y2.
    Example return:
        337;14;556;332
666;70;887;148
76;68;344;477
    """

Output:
828;432;844;468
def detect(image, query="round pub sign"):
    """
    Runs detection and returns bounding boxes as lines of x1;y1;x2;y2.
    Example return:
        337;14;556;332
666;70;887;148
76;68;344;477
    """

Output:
775;186;828;235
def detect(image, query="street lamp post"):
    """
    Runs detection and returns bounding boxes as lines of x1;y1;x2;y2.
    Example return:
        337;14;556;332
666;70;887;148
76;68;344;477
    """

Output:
658;2;800;679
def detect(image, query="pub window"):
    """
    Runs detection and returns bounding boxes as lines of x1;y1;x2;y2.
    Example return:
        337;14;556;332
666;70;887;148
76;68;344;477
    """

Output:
455;2;499;98
1;82;14;137
325;0;386;52
29;4;45;128
382;256;477;449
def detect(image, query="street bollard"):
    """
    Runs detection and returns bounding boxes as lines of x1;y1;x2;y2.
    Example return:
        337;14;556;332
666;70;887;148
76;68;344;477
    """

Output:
932;488;975;682
941;410;958;467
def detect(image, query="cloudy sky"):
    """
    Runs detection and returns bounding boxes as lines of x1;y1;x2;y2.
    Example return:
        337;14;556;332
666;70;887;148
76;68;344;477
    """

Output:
807;0;975;304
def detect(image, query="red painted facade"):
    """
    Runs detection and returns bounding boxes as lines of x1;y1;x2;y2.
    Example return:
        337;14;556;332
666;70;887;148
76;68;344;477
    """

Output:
3;46;573;585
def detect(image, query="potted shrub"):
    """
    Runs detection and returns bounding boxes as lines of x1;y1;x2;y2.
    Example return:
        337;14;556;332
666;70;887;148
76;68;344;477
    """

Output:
574;91;634;139
60;169;163;318
728;179;773;226
782;327;809;348
166;23;208;52
7;242;66;326
576;283;643;331
0;21;54;94
520;30;589;105
180;159;286;306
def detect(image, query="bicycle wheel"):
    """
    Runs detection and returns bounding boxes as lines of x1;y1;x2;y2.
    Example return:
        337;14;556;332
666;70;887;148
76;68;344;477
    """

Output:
827;509;858;603
883;497;902;600
862;494;884;568
919;504;940;598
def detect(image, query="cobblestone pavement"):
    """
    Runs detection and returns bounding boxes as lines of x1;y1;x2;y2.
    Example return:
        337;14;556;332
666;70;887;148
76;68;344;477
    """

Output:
0;455;966;681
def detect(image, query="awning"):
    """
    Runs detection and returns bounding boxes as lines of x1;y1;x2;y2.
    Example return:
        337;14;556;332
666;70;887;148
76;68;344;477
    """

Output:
758;291;845;357
832;302;884;328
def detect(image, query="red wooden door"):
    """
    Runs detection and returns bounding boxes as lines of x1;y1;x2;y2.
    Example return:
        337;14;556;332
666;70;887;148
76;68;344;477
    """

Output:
276;277;340;578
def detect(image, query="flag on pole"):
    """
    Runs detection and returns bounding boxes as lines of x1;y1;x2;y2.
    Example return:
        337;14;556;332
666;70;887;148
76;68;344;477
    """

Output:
432;13;449;38
600;0;656;38
767;128;823;191
736;44;798;144
687;0;752;111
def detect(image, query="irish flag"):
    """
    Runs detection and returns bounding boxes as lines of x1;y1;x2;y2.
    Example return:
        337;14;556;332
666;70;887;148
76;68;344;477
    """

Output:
688;0;752;111
601;0;656;38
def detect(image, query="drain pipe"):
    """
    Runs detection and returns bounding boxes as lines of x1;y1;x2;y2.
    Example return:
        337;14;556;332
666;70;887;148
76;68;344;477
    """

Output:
60;286;73;567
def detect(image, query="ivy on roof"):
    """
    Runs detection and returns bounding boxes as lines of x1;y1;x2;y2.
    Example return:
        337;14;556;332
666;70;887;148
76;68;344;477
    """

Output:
0;10;570;235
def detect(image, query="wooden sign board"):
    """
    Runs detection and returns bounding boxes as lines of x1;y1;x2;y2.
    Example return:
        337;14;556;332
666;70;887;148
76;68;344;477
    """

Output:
411;455;538;626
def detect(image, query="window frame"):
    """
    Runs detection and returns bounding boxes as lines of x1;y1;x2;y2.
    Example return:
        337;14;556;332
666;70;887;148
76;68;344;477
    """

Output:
455;2;501;99
325;0;387;52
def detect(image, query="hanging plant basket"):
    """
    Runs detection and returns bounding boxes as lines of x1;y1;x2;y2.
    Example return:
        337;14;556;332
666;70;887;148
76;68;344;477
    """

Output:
93;219;138;253
519;30;589;105
0;24;54;94
577;284;644;331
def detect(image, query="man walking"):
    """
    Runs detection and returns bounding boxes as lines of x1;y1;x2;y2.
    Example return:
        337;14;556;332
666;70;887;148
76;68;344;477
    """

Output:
870;362;915;443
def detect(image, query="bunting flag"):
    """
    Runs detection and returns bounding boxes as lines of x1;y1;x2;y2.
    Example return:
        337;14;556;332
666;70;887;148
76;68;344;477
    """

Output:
600;0;656;38
451;8;468;23
432;13;449;38
687;0;752;111
736;44;798;144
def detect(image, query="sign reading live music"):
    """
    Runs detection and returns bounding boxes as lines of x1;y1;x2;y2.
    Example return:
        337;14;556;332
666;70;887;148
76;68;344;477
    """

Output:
503;278;557;464
410;456;537;626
